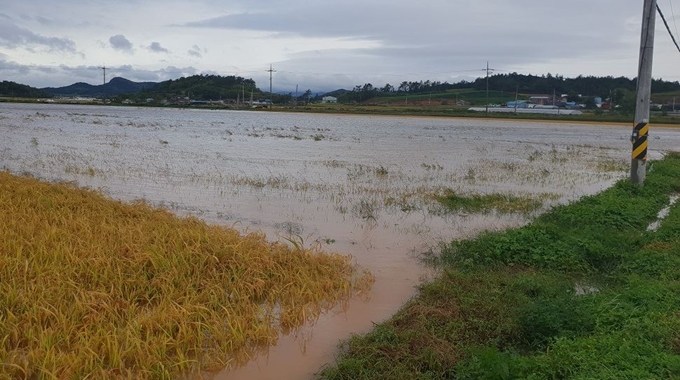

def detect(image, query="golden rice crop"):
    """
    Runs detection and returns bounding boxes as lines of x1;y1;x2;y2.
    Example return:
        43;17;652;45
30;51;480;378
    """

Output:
0;171;373;379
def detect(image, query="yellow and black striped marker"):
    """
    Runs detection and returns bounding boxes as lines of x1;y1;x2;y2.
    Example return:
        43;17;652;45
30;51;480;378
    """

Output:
631;122;649;161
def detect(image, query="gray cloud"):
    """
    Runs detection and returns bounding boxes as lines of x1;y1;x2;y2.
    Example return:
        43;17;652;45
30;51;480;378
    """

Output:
148;41;169;53
35;16;52;26
0;22;77;53
181;0;636;78
109;34;133;52
2;0;677;91
188;44;205;58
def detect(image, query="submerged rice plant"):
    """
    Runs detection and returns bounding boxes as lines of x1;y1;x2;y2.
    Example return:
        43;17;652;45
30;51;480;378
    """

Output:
434;189;558;214
0;171;373;379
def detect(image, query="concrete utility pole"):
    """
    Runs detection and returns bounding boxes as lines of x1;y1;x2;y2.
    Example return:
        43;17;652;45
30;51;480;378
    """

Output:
266;64;276;108
631;0;657;186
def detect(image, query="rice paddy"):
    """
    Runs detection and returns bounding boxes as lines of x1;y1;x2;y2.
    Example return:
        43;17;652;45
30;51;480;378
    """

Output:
0;172;372;379
3;103;680;379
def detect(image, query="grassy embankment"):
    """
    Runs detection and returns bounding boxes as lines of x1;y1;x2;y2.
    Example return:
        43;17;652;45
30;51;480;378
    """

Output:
271;103;680;125
320;152;680;379
0;172;372;379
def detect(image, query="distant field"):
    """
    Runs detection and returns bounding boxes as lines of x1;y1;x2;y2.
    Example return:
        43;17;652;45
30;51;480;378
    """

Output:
362;89;529;106
652;90;680;104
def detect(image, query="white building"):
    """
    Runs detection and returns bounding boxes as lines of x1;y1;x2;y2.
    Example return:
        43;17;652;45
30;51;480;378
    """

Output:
321;96;338;104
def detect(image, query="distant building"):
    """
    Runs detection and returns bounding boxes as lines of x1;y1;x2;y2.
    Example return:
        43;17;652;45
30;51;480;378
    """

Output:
506;100;528;109
529;95;552;105
322;96;338;104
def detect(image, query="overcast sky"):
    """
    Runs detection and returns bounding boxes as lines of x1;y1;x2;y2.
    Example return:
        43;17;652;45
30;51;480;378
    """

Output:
1;0;679;92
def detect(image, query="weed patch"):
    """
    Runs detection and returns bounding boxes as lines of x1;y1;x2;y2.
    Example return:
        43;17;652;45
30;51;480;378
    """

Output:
320;153;680;379
435;190;550;215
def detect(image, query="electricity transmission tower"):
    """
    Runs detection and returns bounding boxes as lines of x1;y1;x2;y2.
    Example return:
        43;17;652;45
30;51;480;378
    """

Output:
100;65;108;85
482;61;495;115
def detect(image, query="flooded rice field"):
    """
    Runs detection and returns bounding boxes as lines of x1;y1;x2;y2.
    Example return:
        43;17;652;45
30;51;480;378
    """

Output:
2;103;679;379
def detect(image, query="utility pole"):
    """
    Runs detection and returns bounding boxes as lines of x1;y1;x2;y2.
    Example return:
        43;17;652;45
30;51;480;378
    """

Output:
631;0;657;186
100;64;107;85
553;89;556;107
482;61;495;115
266;64;276;108
514;85;519;113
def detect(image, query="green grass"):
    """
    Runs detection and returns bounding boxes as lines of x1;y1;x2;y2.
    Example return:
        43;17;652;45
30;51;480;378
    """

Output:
435;190;549;214
319;152;680;380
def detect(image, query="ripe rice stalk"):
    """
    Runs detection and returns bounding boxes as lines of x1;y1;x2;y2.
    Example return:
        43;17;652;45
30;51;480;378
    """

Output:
0;171;374;379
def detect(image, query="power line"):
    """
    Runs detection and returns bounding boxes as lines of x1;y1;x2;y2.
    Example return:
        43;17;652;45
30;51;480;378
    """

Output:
274;68;484;77
668;0;680;43
657;4;680;53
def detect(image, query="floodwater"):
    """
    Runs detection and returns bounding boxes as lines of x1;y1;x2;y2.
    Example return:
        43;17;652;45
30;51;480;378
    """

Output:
2;103;679;379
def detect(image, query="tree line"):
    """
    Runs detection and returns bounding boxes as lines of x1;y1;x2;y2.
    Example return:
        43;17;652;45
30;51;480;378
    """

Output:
0;81;52;98
339;73;680;103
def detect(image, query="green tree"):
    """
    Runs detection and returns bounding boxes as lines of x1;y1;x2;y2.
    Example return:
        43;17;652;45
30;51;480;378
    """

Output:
614;88;636;114
584;97;597;109
303;89;312;104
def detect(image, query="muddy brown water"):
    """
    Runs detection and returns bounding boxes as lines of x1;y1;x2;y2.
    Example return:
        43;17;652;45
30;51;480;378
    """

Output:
3;103;680;379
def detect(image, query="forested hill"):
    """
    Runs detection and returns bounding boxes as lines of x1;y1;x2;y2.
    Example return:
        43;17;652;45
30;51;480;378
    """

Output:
140;75;262;101
0;81;52;98
42;77;157;98
340;73;680;101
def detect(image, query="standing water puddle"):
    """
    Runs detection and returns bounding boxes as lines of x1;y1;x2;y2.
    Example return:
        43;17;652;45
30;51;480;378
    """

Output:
2;103;680;378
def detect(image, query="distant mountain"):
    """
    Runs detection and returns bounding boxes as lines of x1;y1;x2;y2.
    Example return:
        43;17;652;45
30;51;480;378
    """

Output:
0;81;52;98
321;89;350;97
42;77;157;98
